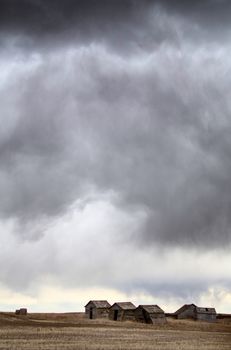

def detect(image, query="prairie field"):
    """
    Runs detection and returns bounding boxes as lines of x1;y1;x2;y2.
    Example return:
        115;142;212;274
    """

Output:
0;312;230;350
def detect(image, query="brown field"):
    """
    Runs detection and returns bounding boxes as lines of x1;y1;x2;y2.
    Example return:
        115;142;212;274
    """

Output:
0;312;230;350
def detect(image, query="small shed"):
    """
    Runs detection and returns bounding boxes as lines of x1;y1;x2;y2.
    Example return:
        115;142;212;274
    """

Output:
15;308;27;315
109;302;136;321
135;305;166;324
85;300;111;319
195;306;216;322
174;304;216;322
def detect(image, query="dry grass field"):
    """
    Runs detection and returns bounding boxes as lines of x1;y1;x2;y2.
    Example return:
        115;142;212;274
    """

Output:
0;312;230;350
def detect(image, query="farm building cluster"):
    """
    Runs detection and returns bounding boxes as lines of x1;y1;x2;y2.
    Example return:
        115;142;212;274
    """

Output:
85;300;217;324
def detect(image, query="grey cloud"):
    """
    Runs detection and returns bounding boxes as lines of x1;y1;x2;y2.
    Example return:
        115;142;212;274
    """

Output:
1;0;230;54
1;1;231;249
1;1;230;33
125;280;214;300
0;0;154;53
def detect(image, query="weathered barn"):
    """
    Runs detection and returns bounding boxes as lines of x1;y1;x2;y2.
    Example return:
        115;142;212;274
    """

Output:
174;304;216;322
109;302;136;321
15;308;27;315
85;300;111;319
135;305;166;324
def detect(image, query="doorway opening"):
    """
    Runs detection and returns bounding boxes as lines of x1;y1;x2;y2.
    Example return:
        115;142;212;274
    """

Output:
114;310;118;321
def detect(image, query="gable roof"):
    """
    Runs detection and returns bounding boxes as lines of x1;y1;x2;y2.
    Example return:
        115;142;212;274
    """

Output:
85;300;111;308
174;304;216;315
174;304;196;315
111;302;136;310
138;305;164;314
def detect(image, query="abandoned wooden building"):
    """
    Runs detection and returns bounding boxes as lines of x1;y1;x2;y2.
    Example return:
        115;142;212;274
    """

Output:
174;304;216;322
15;308;27;315
109;302;136;321
135;305;167;324
195;306;217;322
85;300;111;319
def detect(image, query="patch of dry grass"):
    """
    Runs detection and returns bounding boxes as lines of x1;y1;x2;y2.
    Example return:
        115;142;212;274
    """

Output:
0;312;230;349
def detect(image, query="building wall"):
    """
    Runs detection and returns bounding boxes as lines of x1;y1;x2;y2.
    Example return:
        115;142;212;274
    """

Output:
85;304;95;319
109;305;122;321
109;306;135;321
196;313;217;322
122;309;136;321
177;305;196;319
85;304;109;319
149;314;166;324
135;308;166;324
96;308;110;318
134;308;146;323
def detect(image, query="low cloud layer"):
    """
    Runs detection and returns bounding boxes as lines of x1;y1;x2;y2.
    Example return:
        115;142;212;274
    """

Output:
0;199;230;312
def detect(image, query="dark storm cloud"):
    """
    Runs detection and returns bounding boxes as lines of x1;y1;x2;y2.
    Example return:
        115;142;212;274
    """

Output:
0;0;153;52
1;0;230;33
1;0;231;248
0;0;134;35
1;0;231;51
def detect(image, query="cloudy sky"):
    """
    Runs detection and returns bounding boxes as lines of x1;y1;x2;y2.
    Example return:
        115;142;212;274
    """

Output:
0;0;231;313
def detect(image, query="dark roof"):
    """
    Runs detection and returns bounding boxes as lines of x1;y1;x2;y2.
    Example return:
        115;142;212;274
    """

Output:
195;307;216;314
85;300;111;308
174;304;196;315
110;302;136;310
138;305;165;314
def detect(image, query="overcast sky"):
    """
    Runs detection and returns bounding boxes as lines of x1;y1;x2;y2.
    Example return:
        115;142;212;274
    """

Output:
0;0;231;313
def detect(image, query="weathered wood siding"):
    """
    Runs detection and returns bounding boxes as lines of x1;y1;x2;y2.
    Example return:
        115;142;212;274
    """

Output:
122;309;136;321
196;313;217;322
177;304;195;319
134;308;146;323
85;303;109;319
109;305;123;321
135;307;166;324
96;308;110;318
109;306;135;321
85;303;95;319
149;314;166;324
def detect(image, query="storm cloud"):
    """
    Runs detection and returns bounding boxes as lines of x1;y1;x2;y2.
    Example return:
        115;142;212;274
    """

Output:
0;0;231;311
1;0;231;247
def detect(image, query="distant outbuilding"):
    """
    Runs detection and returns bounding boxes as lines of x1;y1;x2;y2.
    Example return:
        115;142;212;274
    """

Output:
85;300;111;319
135;305;166;324
195;306;217;322
15;308;27;315
109;302;136;321
174;304;216;322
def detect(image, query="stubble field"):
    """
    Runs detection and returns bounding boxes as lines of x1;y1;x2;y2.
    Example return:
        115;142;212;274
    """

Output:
0;312;230;350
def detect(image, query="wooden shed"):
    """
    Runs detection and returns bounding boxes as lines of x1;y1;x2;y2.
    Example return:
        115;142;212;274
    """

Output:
174;304;216;322
85;300;111;319
135;305;166;324
195;306;216;322
109;302;136;321
15;308;27;315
